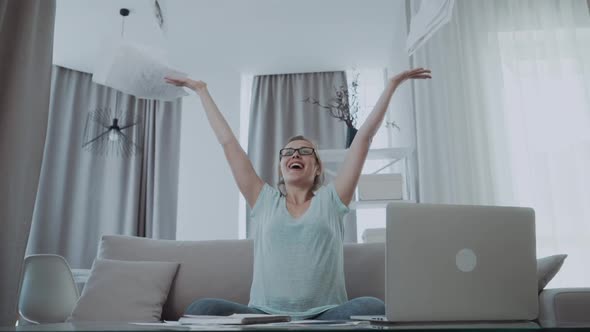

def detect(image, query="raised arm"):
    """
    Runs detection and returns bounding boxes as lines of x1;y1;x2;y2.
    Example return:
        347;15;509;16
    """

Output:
165;77;264;208
333;68;431;205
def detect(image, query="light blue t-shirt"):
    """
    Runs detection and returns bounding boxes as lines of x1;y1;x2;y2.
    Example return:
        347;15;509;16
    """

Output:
248;182;350;319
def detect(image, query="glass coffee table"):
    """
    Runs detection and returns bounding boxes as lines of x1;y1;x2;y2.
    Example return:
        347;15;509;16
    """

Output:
4;320;590;331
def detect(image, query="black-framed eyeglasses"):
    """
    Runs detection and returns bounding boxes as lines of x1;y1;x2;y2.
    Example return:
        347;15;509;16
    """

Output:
279;147;315;158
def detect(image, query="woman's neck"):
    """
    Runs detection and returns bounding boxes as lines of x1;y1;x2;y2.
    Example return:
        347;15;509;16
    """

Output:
284;184;314;205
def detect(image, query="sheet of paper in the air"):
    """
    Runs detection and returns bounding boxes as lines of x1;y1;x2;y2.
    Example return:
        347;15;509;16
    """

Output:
406;0;455;56
92;40;189;101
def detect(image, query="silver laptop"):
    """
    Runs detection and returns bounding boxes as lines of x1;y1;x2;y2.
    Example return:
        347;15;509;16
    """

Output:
353;202;538;323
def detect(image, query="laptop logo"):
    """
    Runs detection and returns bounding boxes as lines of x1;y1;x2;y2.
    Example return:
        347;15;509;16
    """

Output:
456;248;477;272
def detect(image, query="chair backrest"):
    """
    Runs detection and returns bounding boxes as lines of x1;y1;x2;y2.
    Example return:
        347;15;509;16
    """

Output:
18;254;80;324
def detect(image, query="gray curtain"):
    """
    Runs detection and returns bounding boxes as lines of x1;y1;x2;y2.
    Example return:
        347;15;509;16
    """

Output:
0;0;55;326
26;66;182;269
247;71;357;242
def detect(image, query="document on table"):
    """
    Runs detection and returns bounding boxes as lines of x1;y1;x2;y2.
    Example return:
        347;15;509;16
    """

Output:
179;313;291;325
132;319;370;330
242;320;371;328
130;321;186;329
131;321;244;331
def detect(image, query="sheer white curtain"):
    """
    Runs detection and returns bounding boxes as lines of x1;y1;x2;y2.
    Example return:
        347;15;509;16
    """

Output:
413;0;590;287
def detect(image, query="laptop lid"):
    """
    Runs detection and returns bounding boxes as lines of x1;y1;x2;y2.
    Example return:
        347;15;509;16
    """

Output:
385;202;538;322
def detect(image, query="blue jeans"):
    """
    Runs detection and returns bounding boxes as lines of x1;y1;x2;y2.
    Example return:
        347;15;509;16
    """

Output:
184;297;384;320
313;297;385;320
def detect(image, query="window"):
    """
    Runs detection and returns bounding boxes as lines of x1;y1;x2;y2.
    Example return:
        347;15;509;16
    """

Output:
496;27;590;287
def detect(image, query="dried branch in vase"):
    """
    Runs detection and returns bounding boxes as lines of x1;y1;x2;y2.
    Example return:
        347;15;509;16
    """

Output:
302;72;360;130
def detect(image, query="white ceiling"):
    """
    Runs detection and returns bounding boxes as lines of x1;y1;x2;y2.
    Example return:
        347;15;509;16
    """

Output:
53;0;405;74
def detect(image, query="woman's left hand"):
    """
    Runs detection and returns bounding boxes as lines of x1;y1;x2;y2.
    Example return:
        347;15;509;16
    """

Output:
389;67;432;89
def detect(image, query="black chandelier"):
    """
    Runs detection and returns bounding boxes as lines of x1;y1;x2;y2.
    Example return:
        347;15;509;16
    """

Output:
82;91;142;158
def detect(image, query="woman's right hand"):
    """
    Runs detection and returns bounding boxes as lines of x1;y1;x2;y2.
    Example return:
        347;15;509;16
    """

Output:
164;76;207;94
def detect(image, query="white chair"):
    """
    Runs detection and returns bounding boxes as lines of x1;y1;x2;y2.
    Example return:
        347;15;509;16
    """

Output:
17;254;80;325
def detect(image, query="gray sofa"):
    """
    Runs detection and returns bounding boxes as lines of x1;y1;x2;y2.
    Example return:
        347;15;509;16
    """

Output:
94;235;589;327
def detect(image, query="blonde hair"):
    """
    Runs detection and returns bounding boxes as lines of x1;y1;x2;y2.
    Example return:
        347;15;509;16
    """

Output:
277;135;325;196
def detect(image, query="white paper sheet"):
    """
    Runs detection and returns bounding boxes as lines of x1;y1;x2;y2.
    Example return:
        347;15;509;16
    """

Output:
92;40;189;101
179;314;290;325
132;319;370;330
130;321;186;329
406;0;455;56
245;320;371;328
130;321;241;330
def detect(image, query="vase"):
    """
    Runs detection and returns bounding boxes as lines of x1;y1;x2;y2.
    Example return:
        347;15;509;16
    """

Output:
346;126;358;148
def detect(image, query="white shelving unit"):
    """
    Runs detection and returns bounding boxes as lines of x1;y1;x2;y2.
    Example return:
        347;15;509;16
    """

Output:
319;147;413;163
318;147;417;209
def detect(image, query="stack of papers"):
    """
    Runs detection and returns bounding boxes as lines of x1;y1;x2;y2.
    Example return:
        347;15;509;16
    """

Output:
406;0;455;56
246;320;371;329
132;318;371;330
179;314;291;325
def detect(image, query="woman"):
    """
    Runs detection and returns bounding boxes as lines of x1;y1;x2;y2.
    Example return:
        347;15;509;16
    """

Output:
164;67;431;320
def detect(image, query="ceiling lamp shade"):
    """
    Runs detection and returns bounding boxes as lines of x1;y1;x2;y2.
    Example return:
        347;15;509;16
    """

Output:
92;40;189;101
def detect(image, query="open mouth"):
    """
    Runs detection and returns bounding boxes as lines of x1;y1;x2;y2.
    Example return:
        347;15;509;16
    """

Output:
288;162;304;170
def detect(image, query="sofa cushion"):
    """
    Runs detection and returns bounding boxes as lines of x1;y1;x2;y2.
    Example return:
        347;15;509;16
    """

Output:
539;287;590;327
98;235;254;321
537;254;567;291
68;258;179;322
343;242;385;301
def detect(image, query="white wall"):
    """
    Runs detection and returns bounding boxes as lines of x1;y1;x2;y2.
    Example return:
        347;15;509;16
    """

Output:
53;0;411;241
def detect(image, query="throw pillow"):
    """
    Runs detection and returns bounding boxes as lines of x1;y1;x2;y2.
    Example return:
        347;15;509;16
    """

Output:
68;258;179;322
537;254;567;292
